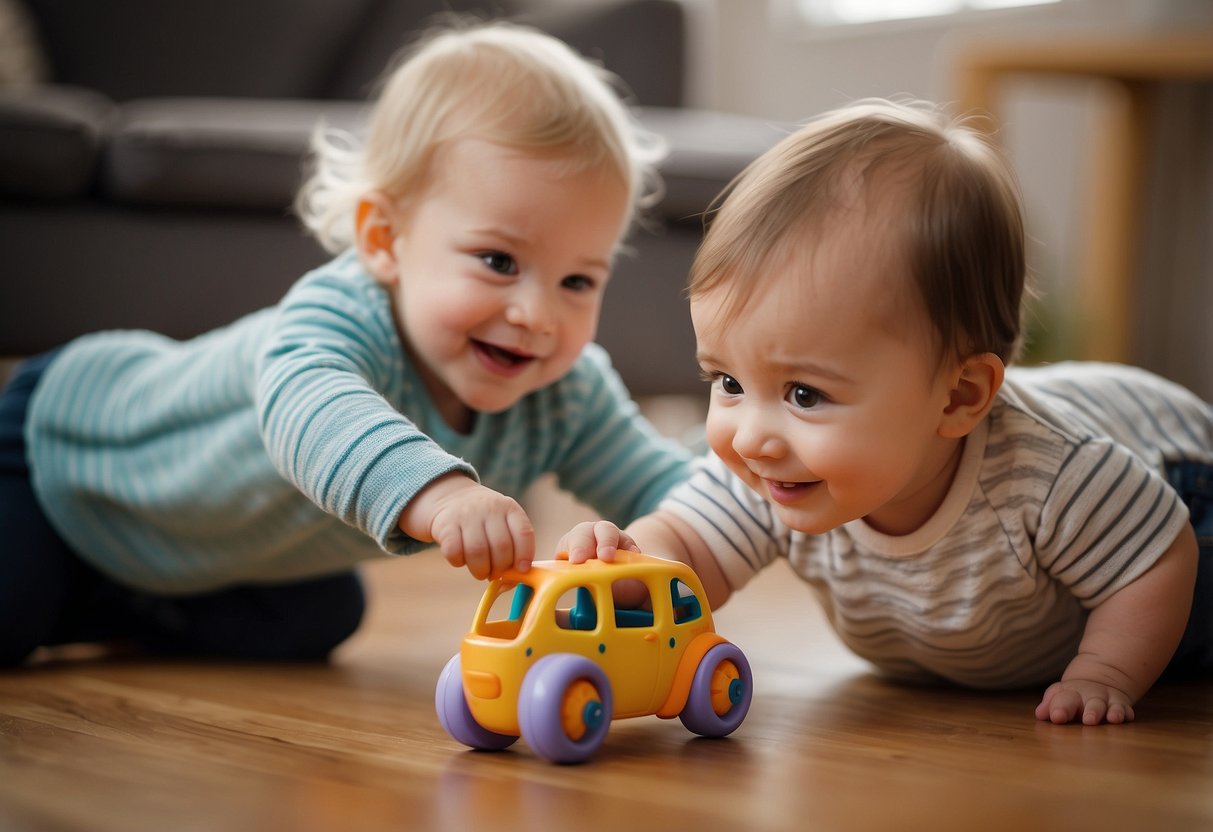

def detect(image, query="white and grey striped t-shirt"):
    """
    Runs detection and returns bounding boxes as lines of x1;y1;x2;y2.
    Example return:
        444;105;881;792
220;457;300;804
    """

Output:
661;362;1212;689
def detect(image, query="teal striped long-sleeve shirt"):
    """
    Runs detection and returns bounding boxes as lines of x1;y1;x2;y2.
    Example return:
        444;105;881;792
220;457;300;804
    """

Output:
25;252;692;593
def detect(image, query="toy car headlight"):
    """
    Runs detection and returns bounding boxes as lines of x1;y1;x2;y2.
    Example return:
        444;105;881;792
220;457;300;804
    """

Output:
464;669;501;700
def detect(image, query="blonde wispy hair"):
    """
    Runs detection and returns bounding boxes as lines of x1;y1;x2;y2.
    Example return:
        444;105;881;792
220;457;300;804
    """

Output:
296;18;665;253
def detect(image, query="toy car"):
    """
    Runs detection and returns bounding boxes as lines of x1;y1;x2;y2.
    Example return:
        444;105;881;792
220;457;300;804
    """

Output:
435;550;753;764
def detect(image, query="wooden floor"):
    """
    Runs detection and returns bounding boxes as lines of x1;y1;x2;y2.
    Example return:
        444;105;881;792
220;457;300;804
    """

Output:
2;443;1212;832
2;552;1210;832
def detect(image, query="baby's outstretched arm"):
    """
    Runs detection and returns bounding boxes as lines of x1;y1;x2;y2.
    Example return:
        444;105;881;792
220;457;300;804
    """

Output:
398;472;535;580
1036;523;1198;725
558;511;732;610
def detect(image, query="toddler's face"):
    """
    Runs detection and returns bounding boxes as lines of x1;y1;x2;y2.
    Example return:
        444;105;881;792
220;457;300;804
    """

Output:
381;139;629;428
692;212;965;537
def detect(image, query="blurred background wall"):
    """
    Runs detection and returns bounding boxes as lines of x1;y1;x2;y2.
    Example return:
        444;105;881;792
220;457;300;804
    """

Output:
669;0;1213;399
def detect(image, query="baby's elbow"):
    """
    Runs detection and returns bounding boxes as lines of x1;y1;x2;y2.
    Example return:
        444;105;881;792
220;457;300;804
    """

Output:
1169;522;1200;589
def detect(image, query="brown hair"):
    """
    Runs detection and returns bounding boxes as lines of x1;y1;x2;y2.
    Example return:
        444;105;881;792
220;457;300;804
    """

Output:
690;98;1027;365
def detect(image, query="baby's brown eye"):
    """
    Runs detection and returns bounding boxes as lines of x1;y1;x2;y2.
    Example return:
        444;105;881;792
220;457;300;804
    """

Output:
721;375;743;395
790;385;821;409
480;251;517;275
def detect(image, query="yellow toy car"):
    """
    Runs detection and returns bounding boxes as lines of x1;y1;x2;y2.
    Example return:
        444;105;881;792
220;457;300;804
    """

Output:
435;550;752;764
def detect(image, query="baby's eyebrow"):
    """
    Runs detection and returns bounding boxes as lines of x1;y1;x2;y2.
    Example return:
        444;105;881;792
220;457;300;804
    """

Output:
771;359;851;384
470;226;525;247
576;255;611;272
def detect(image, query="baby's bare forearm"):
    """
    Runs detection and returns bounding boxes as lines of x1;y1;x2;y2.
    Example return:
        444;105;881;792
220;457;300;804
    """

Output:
1039;525;1197;724
626;513;690;562
1068;525;1197;699
628;512;731;609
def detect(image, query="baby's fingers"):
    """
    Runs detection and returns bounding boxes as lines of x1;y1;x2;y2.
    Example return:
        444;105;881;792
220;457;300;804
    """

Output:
593;521;640;560
561;521;604;564
501;509;535;575
1080;696;1108;726
433;512;495;580
1078;695;1135;725
561;521;639;563
1035;682;1136;725
451;525;493;580
436;529;470;573
1035;684;1082;724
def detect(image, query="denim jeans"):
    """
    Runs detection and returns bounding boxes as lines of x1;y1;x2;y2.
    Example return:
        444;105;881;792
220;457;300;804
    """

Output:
0;351;365;665
1165;460;1213;676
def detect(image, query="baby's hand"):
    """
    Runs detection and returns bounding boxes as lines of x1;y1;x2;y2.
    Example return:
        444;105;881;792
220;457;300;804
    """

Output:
1035;679;1136;725
557;520;641;564
399;473;535;580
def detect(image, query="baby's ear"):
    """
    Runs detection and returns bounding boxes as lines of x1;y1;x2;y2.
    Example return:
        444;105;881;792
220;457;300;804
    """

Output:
939;352;1005;439
355;192;399;285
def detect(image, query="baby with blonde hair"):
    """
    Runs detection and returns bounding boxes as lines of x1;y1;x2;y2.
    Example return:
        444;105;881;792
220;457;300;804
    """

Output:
0;21;690;664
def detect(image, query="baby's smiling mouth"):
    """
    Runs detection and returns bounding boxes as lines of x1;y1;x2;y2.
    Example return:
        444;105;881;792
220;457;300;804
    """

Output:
762;478;819;505
472;339;535;373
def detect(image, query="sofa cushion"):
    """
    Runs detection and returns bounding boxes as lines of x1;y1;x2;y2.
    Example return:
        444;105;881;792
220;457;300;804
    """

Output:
638;107;787;223
102;98;368;210
0;84;113;198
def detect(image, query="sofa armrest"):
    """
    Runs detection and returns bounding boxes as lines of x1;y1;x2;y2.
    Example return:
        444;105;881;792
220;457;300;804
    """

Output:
0;85;114;198
101;98;367;210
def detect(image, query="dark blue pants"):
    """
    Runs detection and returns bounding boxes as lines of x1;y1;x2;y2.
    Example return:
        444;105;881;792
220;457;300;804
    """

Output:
1165;460;1213;677
0;352;365;666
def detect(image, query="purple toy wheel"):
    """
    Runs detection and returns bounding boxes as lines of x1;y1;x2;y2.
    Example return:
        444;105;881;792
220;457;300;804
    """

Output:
435;654;517;751
517;654;613;764
678;642;752;738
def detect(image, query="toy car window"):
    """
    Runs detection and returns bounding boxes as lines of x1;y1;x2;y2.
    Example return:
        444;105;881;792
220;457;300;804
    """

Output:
611;579;654;628
670;579;702;624
554;586;597;631
478;582;533;640
506;583;534;621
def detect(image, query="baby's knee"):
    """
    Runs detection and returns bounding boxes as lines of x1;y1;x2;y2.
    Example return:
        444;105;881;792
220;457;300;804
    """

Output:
0;595;56;666
306;573;367;655
271;571;367;660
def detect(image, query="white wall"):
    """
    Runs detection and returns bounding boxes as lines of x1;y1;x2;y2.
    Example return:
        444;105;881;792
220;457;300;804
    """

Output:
676;0;1213;395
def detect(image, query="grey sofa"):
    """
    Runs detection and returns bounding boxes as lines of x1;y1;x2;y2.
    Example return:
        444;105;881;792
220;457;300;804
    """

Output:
0;0;783;396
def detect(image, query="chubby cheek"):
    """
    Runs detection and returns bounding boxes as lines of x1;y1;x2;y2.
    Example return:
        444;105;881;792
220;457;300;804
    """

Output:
559;306;600;356
704;410;747;475
819;432;913;509
533;312;595;385
402;309;460;366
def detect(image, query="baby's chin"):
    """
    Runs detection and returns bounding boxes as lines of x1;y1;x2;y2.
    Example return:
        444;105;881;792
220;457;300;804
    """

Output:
766;498;853;536
460;377;559;414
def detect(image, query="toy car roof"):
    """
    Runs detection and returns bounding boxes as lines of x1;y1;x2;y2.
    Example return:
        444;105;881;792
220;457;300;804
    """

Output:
494;550;699;590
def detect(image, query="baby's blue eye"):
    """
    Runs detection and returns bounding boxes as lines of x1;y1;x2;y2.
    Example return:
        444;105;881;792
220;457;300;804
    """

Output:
562;274;595;292
480;251;517;275
790;385;821;409
720;375;743;395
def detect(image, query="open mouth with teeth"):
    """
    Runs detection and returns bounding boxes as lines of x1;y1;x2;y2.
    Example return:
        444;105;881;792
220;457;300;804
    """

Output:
472;340;535;376
763;479;819;505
